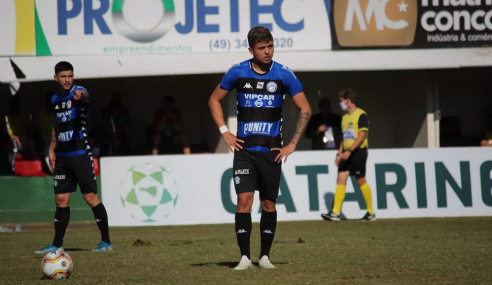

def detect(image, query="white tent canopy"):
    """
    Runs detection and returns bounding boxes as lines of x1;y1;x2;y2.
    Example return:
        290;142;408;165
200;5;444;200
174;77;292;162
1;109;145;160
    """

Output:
2;47;492;84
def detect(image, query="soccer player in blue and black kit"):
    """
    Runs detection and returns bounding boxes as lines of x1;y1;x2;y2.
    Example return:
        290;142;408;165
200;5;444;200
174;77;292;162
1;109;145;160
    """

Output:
209;27;312;270
35;62;113;253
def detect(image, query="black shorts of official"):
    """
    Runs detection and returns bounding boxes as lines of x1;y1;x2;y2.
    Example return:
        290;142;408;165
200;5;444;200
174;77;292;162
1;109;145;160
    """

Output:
233;150;281;201
53;154;97;195
338;148;368;179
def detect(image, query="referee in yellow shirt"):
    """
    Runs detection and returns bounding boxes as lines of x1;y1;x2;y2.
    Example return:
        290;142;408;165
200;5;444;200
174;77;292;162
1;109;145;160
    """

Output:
322;89;376;221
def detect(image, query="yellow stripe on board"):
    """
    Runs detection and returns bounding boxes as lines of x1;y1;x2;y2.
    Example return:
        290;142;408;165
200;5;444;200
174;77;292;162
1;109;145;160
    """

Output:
14;0;36;54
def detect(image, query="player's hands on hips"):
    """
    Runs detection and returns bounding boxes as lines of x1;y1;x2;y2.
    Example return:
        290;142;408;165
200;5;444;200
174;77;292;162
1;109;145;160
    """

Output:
271;142;296;163
73;90;84;100
49;151;56;168
341;151;351;161
223;132;244;152
318;124;327;133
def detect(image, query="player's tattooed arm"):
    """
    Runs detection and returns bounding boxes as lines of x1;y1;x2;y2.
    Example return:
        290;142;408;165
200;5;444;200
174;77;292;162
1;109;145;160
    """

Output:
290;92;312;146
291;112;311;145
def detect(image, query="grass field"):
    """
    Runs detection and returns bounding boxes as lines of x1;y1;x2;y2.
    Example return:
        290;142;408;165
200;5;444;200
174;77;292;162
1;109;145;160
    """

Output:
1;217;491;284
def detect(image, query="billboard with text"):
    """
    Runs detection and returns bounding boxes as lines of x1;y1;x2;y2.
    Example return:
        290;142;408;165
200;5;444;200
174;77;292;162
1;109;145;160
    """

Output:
0;0;332;56
101;148;492;227
331;0;492;49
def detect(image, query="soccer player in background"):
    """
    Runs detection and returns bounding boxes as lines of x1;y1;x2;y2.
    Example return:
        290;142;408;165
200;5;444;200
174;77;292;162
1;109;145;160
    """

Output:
209;26;311;270
322;89;376;222
34;62;113;253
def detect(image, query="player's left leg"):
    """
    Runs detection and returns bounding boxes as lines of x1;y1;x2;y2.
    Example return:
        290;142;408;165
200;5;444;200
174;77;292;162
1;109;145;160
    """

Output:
356;177;376;221
258;197;277;269
352;149;375;221
74;154;113;251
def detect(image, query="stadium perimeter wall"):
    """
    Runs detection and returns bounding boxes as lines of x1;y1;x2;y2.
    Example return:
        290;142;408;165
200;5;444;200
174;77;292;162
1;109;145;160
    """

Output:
0;177;101;224
101;148;492;227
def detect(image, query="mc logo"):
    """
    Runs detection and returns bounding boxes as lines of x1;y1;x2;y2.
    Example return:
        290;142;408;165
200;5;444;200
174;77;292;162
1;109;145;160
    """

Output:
334;0;418;47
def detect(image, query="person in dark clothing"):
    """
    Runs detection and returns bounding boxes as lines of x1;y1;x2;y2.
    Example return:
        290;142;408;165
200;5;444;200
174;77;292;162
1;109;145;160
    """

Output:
305;98;342;150
100;93;133;156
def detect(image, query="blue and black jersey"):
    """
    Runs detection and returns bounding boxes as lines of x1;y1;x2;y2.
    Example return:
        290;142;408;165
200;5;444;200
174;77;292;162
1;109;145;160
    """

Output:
220;60;303;152
52;85;91;157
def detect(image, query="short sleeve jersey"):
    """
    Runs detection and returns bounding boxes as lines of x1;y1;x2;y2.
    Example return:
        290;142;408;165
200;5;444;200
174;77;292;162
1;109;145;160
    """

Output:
52;85;92;157
341;108;369;151
220;60;303;151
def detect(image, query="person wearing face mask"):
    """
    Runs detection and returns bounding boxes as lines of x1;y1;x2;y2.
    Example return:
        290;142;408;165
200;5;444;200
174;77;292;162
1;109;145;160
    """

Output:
480;113;492;147
321;89;376;222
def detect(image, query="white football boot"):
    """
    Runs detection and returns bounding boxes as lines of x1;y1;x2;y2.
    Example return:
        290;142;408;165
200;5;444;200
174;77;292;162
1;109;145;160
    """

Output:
234;255;253;270
259;255;277;269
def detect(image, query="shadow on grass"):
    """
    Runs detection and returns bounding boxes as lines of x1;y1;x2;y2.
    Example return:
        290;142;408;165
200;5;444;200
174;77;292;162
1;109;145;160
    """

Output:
64;248;90;252
191;261;289;268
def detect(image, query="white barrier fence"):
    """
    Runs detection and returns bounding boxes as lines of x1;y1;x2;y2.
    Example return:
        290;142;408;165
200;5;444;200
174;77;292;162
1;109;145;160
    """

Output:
101;148;492;226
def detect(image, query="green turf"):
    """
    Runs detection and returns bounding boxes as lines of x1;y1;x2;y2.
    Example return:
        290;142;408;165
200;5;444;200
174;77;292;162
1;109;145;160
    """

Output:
1;217;492;284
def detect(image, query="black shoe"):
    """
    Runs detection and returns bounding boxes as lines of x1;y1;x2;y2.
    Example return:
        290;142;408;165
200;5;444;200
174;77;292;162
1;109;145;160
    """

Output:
321;212;340;221
360;212;376;221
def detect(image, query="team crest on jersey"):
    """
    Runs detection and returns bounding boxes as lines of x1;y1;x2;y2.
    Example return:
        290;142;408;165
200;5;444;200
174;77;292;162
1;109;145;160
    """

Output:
267;82;277;93
67;100;72;109
235;176;241;185
255;99;263;107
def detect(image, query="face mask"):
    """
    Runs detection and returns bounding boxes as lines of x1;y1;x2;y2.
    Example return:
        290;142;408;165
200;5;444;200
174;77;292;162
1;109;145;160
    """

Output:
339;101;348;111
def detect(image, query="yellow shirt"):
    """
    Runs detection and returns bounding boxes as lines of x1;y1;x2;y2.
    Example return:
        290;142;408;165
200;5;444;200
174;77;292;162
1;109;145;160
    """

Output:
342;108;369;151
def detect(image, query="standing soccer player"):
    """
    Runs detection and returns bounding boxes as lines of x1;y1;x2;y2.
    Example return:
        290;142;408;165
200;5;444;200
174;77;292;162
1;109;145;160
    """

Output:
209;27;311;270
35;62;113;253
321;89;376;222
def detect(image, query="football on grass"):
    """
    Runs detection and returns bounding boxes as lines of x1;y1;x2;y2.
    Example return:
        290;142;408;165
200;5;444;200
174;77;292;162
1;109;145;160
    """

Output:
41;250;73;279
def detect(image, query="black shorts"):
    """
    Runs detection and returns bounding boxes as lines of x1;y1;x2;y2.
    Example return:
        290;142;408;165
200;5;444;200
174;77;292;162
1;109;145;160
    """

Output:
53;154;97;195
233;150;281;201
338;148;368;179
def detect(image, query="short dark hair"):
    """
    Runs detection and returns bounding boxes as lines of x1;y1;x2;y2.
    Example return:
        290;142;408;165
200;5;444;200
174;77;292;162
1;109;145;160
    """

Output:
54;61;73;75
247;26;273;48
339;89;357;105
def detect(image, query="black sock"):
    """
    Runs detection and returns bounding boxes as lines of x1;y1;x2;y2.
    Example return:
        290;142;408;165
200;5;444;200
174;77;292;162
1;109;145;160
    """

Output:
91;203;111;244
53;207;70;247
260;210;277;258
235;212;252;260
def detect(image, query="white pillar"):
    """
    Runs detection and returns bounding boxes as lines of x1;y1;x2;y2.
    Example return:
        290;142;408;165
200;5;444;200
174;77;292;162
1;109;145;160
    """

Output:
426;73;440;148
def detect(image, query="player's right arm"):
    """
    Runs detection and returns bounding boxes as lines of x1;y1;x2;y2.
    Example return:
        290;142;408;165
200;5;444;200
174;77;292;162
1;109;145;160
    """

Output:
208;84;244;152
49;127;57;167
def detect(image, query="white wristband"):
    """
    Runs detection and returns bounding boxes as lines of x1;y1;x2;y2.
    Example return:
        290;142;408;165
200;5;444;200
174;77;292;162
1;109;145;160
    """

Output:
219;125;229;134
